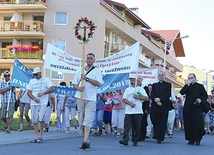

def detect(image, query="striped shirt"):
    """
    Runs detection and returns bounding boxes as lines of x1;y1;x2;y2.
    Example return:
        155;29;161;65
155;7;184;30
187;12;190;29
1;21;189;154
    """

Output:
0;80;16;103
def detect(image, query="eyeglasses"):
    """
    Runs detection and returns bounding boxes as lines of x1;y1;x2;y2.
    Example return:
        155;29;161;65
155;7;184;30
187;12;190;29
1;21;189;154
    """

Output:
188;77;194;79
4;75;10;77
33;73;38;76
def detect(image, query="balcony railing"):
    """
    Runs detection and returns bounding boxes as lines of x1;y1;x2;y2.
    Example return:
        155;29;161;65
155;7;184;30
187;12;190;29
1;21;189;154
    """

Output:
0;0;46;4
0;20;44;32
0;48;43;59
139;53;151;67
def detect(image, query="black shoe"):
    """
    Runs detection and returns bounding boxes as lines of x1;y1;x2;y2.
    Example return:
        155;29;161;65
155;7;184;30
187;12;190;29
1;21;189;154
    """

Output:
195;140;200;146
169;134;173;138
79;141;90;150
157;139;163;144
188;141;194;145
133;142;138;146
93;133;98;137
44;128;49;132
119;140;128;146
98;130;102;136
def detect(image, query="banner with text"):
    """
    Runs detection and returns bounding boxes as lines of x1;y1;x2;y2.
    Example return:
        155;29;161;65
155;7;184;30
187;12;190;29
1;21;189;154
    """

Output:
129;68;159;87
11;59;34;89
43;42;139;74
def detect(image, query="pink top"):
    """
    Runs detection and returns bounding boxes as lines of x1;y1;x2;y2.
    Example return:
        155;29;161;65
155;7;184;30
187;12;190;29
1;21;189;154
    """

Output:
104;94;113;112
113;93;125;110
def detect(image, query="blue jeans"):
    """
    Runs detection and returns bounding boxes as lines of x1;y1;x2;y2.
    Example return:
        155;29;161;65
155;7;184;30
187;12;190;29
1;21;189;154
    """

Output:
93;109;104;130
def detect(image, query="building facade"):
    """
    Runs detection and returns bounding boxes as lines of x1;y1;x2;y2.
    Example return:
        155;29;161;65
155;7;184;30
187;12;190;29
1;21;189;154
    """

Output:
0;0;186;90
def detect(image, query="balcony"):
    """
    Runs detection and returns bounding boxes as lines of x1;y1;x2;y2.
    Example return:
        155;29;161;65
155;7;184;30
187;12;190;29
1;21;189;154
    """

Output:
0;48;43;59
0;20;44;37
139;53;151;68
0;0;46;5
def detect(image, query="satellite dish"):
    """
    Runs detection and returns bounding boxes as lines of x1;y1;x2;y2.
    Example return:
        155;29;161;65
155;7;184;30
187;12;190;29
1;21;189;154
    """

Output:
10;48;16;55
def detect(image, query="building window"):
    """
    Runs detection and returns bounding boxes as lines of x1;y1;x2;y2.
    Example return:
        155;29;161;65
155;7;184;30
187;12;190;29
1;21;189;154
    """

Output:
54;12;68;25
53;40;66;51
104;29;110;57
51;71;64;81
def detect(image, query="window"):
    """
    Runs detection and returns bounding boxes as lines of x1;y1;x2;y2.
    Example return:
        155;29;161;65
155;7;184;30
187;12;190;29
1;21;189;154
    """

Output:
53;40;66;51
51;71;64;80
54;12;67;25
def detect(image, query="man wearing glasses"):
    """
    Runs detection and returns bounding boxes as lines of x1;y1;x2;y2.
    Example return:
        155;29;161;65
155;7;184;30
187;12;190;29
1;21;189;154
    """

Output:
27;67;54;143
180;73;208;146
0;71;16;134
150;71;172;144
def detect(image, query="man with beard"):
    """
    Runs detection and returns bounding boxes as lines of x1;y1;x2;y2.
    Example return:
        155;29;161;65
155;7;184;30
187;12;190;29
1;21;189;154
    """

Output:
180;73;207;146
150;71;172;144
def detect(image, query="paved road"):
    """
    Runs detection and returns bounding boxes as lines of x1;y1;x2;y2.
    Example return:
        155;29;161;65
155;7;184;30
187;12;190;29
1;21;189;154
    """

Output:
0;129;213;155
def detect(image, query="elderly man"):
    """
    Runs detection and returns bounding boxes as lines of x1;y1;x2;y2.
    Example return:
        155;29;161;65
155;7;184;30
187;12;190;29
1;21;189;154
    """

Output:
27;67;54;143
150;71;172;144
180;73;208;146
0;71;16;134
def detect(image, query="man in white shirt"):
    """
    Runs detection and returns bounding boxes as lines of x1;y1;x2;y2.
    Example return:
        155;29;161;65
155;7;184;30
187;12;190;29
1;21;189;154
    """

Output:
73;53;102;150
27;67;54;143
119;74;148;146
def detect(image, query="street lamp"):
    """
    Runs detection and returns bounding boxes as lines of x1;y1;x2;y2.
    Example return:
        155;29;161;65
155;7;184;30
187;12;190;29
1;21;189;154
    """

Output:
163;35;189;72
206;70;214;91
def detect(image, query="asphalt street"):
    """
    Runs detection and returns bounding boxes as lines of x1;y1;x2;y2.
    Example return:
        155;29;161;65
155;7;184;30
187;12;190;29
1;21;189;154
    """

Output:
0;128;213;155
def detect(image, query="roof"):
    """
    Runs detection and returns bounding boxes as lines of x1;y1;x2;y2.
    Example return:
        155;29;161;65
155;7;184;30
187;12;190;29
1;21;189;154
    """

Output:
102;0;151;29
145;30;185;57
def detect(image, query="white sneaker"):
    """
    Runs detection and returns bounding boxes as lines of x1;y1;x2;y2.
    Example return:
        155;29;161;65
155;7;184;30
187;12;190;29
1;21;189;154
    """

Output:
65;130;70;134
116;132;120;137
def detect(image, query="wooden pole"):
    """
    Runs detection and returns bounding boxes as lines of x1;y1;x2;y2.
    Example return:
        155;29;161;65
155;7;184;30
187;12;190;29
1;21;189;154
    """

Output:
80;25;87;100
80;43;85;100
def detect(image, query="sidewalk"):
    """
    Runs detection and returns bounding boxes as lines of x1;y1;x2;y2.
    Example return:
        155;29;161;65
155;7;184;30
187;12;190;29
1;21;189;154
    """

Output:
0;126;80;146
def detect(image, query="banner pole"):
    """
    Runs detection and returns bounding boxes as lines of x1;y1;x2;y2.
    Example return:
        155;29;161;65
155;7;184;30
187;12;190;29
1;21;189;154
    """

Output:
80;43;85;100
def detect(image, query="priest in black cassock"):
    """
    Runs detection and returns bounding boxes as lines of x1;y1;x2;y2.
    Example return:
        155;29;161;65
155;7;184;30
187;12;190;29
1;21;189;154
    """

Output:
180;73;207;146
150;71;172;144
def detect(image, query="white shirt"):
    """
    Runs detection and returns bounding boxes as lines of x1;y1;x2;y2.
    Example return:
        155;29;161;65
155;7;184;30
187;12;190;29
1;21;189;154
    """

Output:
27;76;54;105
73;67;102;101
123;86;148;114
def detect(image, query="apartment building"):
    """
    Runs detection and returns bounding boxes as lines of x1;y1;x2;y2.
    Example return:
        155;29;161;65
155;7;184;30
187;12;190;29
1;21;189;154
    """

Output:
0;0;186;89
0;0;46;80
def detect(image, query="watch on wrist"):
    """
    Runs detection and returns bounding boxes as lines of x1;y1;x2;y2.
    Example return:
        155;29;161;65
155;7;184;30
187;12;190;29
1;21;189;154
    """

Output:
85;78;89;82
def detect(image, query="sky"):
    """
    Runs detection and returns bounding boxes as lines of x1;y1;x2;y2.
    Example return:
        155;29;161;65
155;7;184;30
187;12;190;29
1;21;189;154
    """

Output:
115;0;214;72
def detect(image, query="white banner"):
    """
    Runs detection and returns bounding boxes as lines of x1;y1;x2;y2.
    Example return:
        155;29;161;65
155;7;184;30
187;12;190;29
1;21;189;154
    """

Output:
130;68;159;86
43;42;140;74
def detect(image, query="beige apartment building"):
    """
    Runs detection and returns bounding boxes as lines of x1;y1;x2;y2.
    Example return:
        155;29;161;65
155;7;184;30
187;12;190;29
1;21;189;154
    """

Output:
0;0;186;90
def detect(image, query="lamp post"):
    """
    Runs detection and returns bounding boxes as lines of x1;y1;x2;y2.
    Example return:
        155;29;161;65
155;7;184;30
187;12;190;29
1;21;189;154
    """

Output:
163;35;189;72
206;70;214;92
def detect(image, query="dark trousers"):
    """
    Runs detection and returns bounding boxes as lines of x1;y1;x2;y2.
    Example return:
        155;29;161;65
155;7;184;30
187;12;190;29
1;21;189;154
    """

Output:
139;113;148;141
122;114;142;143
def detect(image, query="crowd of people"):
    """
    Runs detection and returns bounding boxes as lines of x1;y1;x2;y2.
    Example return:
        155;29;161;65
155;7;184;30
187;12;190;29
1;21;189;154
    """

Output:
1;53;214;149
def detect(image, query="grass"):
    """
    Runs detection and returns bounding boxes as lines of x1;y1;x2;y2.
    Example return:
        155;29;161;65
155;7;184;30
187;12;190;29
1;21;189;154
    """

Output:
0;111;78;131
0;111;57;131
